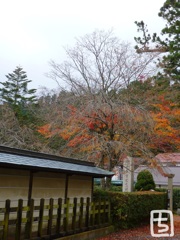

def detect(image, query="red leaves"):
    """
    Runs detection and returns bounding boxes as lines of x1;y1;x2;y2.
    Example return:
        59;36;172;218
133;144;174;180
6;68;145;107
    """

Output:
97;215;180;239
67;132;92;147
37;124;51;137
37;124;60;138
87;122;95;130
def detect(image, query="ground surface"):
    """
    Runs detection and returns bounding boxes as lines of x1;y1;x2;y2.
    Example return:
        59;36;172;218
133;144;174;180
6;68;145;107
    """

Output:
97;215;180;240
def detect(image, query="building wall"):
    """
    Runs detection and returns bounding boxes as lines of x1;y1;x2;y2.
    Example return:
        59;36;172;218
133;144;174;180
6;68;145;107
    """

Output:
68;175;92;199
0;168;29;203
0;168;93;206
32;171;66;200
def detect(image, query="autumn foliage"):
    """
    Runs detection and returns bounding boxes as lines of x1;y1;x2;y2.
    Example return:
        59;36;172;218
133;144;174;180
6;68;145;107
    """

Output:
37;101;155;170
37;92;180;172
150;96;180;152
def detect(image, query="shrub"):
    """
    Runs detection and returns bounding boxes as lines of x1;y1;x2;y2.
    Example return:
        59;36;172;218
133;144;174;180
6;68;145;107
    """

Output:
155;188;180;210
93;187;109;198
94;184;122;193
135;170;155;191
107;191;167;229
93;189;167;229
172;188;180;210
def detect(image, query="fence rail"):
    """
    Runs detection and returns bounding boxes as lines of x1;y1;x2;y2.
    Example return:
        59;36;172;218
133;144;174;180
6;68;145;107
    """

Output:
0;197;111;240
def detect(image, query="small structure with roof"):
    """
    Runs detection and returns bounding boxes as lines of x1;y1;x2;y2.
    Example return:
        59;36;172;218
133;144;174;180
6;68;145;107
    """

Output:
134;165;180;188
134;153;180;188
0;146;114;239
155;153;180;167
0;145;113;203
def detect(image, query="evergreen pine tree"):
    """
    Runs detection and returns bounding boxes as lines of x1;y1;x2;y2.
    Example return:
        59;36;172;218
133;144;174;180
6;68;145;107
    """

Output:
0;66;37;122
134;0;180;82
157;0;180;81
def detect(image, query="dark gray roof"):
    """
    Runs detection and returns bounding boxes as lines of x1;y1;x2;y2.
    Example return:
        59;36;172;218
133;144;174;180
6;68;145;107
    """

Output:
0;146;113;177
134;165;180;186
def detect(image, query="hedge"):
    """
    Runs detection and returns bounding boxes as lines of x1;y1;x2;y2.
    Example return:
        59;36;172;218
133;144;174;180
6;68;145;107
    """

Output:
94;190;167;229
155;188;180;210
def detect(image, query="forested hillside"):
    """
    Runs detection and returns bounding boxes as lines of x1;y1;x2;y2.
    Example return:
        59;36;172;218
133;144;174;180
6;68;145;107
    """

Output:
0;0;179;171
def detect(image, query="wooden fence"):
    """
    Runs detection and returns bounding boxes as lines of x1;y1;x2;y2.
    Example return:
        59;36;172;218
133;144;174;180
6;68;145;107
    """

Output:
0;197;111;240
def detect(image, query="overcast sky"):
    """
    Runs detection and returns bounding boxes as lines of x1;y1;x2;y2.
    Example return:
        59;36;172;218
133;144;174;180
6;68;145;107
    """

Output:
0;0;165;93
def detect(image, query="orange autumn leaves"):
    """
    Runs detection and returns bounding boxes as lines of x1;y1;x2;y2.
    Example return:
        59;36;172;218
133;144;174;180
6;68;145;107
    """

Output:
37;107;98;151
37;105;123;158
37;97;180;156
37;124;60;138
151;97;180;152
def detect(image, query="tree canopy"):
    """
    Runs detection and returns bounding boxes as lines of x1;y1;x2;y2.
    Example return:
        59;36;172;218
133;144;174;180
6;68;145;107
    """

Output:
134;0;180;82
0;66;37;107
35;30;163;171
135;170;155;191
0;26;179;174
49;29;158;96
0;66;37;123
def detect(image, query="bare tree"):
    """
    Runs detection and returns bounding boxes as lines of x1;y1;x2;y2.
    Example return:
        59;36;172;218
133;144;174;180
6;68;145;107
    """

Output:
48;30;160;96
37;92;155;169
38;30;164;186
0;104;44;151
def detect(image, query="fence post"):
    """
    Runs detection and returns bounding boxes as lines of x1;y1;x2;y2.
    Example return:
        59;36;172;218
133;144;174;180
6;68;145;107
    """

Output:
25;199;34;239
79;197;84;230
3;199;10;240
85;197;90;229
56;198;62;234
15;199;23;240
91;201;95;227
102;198;106;224
47;198;54;235
97;198;101;226
63;198;70;233
72;198;77;232
38;198;45;237
108;199;111;224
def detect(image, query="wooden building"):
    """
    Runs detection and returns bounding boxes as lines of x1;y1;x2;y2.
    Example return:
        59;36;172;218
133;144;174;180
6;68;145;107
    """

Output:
0;146;113;204
0;146;113;239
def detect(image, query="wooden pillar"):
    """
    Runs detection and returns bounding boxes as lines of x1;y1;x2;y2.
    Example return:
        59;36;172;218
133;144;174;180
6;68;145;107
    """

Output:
25;172;34;238
64;174;69;200
167;174;174;212
28;171;34;205
91;177;94;200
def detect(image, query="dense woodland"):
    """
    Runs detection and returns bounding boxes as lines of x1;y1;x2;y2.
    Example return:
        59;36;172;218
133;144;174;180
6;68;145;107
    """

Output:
0;0;179;172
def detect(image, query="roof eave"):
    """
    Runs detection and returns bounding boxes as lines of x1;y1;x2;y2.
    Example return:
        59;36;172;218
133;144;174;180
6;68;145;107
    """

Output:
0;162;114;178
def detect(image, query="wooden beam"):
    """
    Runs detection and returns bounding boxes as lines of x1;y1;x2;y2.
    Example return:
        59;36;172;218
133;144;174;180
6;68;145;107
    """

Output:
136;46;168;54
167;174;175;212
28;171;33;205
91;177;94;200
64;174;69;200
